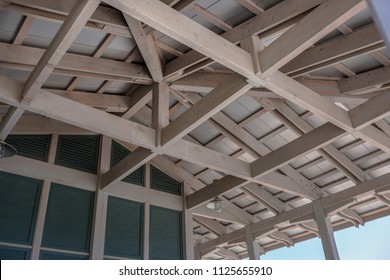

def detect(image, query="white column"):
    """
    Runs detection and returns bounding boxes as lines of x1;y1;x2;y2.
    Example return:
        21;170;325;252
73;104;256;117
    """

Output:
245;226;261;260
30;133;58;259
183;182;195;260
313;200;340;260
90;135;111;259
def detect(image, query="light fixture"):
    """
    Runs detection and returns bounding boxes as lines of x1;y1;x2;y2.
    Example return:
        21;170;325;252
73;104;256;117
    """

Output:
0;141;17;159
207;197;223;213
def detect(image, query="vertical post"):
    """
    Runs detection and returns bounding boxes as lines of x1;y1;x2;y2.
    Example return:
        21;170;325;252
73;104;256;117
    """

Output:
245;226;260;260
183;182;195;260
152;82;170;147
313;200;340;260
30;133;58;259
90;135;111;259
367;0;390;55
143;164;151;259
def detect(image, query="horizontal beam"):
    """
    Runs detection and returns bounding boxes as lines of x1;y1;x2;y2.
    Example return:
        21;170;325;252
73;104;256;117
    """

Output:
164;0;325;78
338;66;390;94
251;122;346;178
164;139;252;179
349;90;390;129
162;76;252;146
259;0;366;76
0;43;152;83
47;89;131;112
281;24;383;76
186;176;247;210
198;172;390;253
105;0;257;81
22;0;101;102
0;75;156;149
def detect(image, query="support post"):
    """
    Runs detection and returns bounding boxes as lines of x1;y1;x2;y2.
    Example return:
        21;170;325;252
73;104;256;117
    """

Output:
30;133;58;259
245;226;260;260
184;182;195;259
313;200;340;260
91;135;111;259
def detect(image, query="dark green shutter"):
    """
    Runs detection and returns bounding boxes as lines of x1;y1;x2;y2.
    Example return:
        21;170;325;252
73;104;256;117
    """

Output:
111;141;144;186
150;206;183;260
56;135;100;174
39;251;88;260
0;246;30;260
104;196;144;259
150;165;182;195
7;135;50;162
0;171;41;245
42;183;94;252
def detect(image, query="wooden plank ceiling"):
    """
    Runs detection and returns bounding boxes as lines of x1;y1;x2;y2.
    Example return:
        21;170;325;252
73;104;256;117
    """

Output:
0;0;390;259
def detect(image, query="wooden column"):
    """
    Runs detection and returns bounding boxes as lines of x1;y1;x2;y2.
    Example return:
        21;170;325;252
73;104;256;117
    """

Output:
184;182;195;260
245;226;260;260
313;200;340;260
30;133;58;259
90;135;111;259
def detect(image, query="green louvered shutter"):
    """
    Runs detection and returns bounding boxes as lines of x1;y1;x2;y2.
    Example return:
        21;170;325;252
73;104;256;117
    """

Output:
42;183;94;252
55;135;100;174
150;206;183;260
104;196;144;259
0;246;31;260
150;165;182;195
0;171;41;245
6;135;50;162
39;251;88;260
111;141;144;186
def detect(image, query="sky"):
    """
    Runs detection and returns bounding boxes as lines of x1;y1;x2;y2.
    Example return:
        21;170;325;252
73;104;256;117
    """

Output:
261;215;390;260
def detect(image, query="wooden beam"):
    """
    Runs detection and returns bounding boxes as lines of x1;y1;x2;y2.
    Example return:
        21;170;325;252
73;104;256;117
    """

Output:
251;123;346;178
13;15;33;45
164;0;325;78
0;107;24;139
186;176;247;210
259;0;365;77
238;0;264;15
121;86;153;119
192;4;232;32
124;14;164;82
100;147;154;190
5;0;131;37
349;91;390;129
162;76;252;146
106;0;257;81
0;43;152;84
164;139;252;179
47;89;132;112
265;71;353;131
245;226;261;260
0;75;156;149
313;200;340;260
242;183;287;213
338;66;390;94
198;172;390;253
193;216;230;236
282;24;383;77
267;99;369;182
152;82;170;146
22;0;101;102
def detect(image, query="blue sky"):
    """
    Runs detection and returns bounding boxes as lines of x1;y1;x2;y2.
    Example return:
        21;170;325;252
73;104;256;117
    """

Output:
261;215;390;260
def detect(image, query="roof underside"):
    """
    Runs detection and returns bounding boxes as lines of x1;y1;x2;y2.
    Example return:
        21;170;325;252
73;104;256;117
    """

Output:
0;0;390;259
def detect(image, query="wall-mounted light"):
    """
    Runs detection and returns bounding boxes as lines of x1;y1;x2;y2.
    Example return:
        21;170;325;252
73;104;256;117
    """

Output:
0;141;17;159
207;197;223;213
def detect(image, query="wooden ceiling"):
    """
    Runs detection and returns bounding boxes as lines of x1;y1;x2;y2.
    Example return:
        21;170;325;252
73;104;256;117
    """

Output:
0;0;390;259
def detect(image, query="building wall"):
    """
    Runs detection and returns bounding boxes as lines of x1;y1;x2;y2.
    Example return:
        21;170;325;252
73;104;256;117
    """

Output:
0;135;185;260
